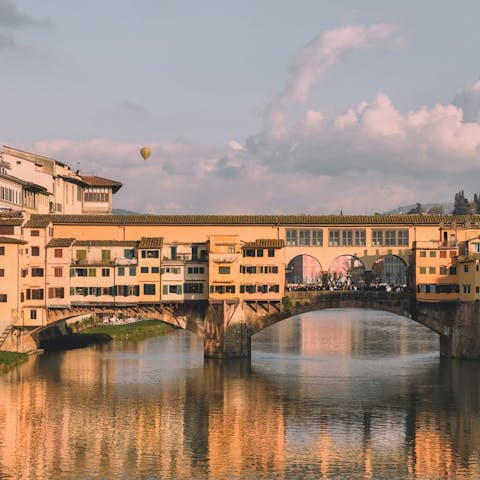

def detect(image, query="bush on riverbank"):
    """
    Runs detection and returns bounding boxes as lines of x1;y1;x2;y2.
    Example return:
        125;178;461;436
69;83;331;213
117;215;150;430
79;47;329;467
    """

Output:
0;351;29;373
86;320;174;341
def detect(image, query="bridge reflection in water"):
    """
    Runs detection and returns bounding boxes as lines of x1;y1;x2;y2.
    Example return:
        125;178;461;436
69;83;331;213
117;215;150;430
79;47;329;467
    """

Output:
0;310;480;479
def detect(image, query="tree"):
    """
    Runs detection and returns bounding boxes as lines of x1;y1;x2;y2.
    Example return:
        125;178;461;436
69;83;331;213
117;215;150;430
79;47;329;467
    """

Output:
452;190;472;215
427;204;444;215
407;202;424;214
473;193;480;214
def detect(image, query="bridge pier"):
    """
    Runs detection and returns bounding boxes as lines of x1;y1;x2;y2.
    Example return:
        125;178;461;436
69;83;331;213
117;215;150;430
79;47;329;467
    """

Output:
436;302;480;359
204;301;251;358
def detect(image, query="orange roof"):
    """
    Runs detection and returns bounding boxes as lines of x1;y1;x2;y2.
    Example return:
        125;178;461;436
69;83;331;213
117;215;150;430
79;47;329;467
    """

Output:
80;175;122;193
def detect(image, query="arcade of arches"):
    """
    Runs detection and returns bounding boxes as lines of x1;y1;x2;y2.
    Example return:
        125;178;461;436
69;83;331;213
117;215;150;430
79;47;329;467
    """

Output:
286;254;407;290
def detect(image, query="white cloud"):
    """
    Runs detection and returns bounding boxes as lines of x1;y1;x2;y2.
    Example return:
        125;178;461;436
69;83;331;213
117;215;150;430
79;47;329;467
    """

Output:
18;26;480;215
228;140;244;151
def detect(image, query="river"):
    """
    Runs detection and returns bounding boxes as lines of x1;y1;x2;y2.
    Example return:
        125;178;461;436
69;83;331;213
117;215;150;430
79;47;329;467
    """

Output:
1;309;480;479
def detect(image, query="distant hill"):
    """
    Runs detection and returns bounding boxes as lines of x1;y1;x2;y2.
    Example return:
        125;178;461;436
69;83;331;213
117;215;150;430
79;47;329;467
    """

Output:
112;208;142;215
382;203;454;215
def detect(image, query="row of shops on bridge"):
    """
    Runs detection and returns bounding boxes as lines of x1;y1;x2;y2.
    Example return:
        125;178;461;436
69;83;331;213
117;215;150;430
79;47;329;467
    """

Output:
3;209;480;329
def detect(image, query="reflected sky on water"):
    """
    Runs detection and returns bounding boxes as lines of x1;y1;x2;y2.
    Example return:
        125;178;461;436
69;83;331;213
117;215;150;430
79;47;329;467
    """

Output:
1;309;480;479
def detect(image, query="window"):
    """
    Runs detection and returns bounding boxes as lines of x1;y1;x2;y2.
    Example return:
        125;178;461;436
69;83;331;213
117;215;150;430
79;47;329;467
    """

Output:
88;268;96;277
464;265;469;273
31;268;44;277
31;230;39;237
168;285;182;294
124;249;135;259
141;250;159;258
328;230;340;247
101;250;111;262
48;287;64;299
419;251;427;258
449;266;457;275
440;251;447;258
256;249;264;257
286;230;297;246
30;310;37;320
299;230;310;246
372;230;383;246
341;230;353;246
118;266;125;276
311;230;323;246
170;246;177;260
184;283;204;294
429;251;436;257
397;230;409;246
26;289;44;300
54;248;63;258
429;267;436;274
268;249;275;257
141;267;149;273
449;251;457;258
464;285;471;294
151;267;160;273
31;246;40;256
354;230;366;247
0;269;3;277
226;286;235;293
129;266;136;276
187;267;205;274
385;231;396;246
0;247;4;255
101;268;110;277
419;267;427;274
219;266;230;274
244;249;255;257
440;266;447;275
0;294;7;302
143;284;156;295
76;250;86;260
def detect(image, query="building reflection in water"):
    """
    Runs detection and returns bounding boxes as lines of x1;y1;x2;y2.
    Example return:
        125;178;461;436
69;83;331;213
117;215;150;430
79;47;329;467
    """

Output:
0;311;480;479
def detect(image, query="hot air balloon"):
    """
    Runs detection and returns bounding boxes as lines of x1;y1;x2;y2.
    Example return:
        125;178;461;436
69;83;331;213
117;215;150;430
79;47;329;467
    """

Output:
140;147;151;161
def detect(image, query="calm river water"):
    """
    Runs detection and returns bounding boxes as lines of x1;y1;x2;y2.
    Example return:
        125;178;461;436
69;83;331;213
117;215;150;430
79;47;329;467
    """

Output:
1;309;480;480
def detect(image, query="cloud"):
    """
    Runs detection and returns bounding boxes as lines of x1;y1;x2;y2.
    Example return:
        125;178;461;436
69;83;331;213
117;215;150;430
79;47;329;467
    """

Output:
0;0;49;27
228;140;244;151
0;31;15;50
264;23;399;137
118;101;151;116
19;26;480;215
453;80;480;122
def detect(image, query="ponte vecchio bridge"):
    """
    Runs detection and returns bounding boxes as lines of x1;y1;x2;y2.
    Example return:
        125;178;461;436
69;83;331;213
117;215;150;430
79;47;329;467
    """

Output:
2;213;478;359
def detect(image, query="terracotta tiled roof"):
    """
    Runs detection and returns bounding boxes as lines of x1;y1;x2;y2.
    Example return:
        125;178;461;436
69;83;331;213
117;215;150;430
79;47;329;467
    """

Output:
0;217;23;226
80;176;123;193
23;216;52;228
138;237;163;249
0;236;27;244
28;213;480;226
74;240;137;247
46;238;75;248
243;239;285;248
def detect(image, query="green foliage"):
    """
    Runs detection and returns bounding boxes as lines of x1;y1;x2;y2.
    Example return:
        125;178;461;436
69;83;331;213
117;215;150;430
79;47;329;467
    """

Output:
282;296;293;313
427;204;444;215
0;351;29;374
453;190;472;215
407;202;425;214
86;320;173;341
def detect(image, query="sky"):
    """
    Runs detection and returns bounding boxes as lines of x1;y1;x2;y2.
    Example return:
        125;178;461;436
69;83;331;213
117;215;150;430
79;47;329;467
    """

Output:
2;1;480;214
